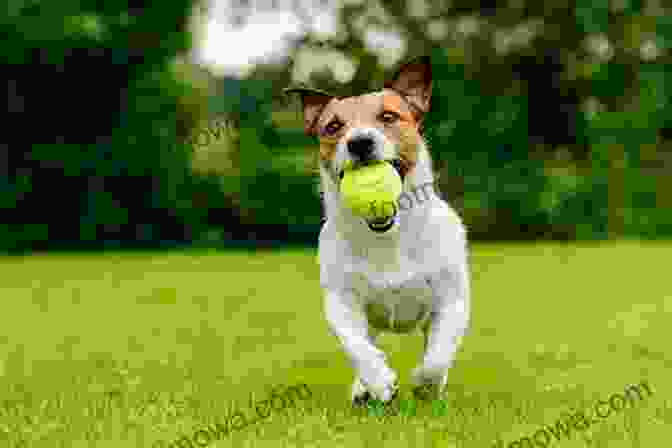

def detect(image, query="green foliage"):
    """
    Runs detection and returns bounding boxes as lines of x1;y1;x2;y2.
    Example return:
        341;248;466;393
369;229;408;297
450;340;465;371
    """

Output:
1;0;227;252
4;1;672;249
237;32;672;241
576;0;611;34
254;3;672;242
425;50;552;239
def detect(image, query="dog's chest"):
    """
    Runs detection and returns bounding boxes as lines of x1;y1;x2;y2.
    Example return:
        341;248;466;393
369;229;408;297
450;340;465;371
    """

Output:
351;271;434;333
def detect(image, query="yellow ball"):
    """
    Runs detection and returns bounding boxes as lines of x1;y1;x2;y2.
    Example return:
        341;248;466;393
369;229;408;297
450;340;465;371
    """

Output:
340;161;403;220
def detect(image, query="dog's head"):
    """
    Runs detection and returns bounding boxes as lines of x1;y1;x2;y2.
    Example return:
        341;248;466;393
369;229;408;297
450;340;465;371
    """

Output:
285;56;432;232
286;56;431;177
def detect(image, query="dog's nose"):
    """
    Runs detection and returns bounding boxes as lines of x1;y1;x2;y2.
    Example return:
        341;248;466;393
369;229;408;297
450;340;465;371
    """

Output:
347;136;375;159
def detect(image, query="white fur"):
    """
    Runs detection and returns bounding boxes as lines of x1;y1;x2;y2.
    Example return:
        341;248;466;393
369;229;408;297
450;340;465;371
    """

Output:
318;139;471;403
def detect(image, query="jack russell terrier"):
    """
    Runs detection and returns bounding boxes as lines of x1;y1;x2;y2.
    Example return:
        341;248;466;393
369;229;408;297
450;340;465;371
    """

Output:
285;56;470;406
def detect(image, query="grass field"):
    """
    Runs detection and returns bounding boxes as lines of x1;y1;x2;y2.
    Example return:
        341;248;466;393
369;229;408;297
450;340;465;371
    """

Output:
0;241;671;447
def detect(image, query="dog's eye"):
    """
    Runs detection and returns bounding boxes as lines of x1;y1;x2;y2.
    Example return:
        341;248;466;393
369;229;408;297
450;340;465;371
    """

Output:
379;111;399;124
324;120;343;136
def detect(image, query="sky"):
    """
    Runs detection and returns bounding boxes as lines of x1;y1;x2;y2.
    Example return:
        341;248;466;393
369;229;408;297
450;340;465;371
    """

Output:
192;0;406;80
194;0;339;78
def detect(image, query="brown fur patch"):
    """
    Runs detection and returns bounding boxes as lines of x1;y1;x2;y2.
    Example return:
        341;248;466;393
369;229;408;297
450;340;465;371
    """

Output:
319;140;338;161
383;92;421;177
382;93;417;127
397;125;420;178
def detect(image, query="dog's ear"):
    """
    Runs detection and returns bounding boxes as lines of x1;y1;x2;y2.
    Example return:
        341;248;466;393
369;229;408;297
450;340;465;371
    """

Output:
384;56;432;118
284;87;336;137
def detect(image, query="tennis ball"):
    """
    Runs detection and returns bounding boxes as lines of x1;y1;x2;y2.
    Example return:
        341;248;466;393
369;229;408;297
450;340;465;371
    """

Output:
340;161;403;220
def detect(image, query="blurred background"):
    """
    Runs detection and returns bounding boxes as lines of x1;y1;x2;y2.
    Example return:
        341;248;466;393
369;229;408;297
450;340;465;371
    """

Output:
4;0;672;252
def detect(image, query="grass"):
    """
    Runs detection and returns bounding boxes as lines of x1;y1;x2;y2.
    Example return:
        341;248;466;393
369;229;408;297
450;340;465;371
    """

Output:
0;241;671;447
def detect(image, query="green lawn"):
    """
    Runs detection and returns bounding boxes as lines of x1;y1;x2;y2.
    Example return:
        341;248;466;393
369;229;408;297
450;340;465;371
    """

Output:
0;241;670;447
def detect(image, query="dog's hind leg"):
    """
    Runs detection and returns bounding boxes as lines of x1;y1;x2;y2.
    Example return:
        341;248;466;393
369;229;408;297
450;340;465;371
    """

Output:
324;290;398;404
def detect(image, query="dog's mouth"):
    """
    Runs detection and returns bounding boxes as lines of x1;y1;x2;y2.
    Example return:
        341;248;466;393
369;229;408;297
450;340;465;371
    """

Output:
366;214;397;233
337;159;405;181
333;158;403;234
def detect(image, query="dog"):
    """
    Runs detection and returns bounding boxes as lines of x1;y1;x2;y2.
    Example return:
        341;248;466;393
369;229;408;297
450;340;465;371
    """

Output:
285;56;470;406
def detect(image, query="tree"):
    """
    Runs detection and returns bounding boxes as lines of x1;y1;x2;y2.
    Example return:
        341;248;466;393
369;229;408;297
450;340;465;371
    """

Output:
1;0;213;251
235;0;672;240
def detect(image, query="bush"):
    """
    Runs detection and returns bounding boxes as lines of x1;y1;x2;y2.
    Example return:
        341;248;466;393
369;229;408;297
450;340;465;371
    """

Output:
1;0;209;252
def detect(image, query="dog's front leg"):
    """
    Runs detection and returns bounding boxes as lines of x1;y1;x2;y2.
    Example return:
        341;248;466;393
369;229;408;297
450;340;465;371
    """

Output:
324;289;398;403
413;267;470;400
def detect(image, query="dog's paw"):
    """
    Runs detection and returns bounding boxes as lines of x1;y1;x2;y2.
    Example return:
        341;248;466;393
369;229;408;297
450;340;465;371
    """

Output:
412;383;442;401
411;366;447;401
371;379;399;403
351;377;398;407
352;390;374;408
352;389;400;410
351;377;369;405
